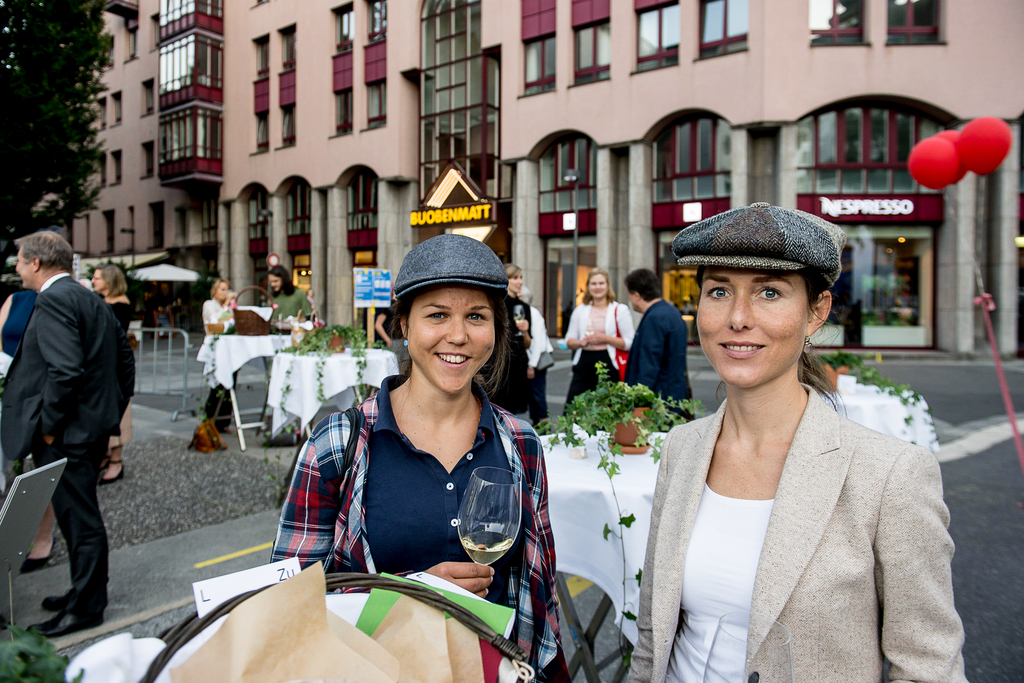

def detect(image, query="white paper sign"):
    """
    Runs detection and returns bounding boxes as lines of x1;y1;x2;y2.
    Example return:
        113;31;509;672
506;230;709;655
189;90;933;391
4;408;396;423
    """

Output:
192;557;301;618
562;213;577;232
682;202;703;223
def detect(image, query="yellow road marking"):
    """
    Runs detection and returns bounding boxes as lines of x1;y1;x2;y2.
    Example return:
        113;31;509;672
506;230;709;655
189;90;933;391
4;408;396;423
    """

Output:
566;575;593;598
194;542;274;569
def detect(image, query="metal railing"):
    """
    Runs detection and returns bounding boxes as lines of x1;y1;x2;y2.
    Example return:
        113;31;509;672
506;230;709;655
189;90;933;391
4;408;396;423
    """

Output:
133;327;196;421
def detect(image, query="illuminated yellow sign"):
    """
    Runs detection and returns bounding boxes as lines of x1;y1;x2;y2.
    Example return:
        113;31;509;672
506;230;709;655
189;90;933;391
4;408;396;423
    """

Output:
410;203;491;226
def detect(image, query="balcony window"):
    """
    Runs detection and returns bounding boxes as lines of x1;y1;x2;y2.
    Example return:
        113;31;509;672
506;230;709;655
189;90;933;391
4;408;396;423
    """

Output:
201;198;218;244
349;169;378;231
113;92;122;124
249;188;269;239
282;105;296;145
575;22;610;84
255;37;269;77
525;36;556;94
159;0;223;26
143;79;154;114
159;33;223;95
809;0;863;45
159;106;223;164
887;0;938;44
107;35;115;67
539;136;596;214
112;151;122;183
287;181;311;236
638;4;679;71
281;27;296;70
336;89;353;134
143;141;154;176
700;0;747;58
104;211;115;252
367;82;386;129
98;98;107;128
336;4;354;52
127;27;138;59
256;113;269;151
653;117;732;203
368;0;387;43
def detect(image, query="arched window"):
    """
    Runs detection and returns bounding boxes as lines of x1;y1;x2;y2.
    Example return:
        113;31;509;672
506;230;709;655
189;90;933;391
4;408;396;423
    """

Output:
539;136;596;215
349;170;378;231
796;106;941;195
653;116;732;203
421;0;500;197
286;180;311;235
247;187;268;239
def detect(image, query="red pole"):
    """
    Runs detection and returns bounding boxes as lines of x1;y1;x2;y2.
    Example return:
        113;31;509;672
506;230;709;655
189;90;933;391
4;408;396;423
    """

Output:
973;292;1024;487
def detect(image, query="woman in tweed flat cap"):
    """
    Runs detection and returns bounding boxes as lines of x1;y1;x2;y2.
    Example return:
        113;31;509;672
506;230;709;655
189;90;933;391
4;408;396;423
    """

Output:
630;204;966;683
274;235;569;682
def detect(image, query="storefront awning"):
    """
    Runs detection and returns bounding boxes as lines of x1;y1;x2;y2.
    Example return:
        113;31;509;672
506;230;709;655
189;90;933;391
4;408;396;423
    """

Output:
79;251;169;272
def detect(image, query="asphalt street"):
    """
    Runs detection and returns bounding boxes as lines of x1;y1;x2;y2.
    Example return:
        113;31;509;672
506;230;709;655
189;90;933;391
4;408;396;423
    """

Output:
7;346;1024;681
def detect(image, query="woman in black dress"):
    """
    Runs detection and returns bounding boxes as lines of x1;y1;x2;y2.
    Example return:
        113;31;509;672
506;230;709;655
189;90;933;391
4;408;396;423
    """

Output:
489;264;532;415
91;265;133;484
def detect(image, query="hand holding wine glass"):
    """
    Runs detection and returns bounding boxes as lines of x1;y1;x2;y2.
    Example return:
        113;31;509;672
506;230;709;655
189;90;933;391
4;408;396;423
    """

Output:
458;467;521;568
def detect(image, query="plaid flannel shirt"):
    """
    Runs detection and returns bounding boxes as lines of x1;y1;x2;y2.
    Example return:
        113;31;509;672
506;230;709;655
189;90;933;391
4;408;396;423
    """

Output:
272;391;570;682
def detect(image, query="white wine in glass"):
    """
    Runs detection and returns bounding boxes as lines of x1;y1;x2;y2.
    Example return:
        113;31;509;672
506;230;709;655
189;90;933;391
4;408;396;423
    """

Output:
703;612;793;683
457;467;521;567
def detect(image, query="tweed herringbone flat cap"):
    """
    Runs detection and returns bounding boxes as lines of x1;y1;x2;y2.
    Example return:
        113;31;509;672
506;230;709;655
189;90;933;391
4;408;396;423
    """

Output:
671;202;847;285
394;233;508;300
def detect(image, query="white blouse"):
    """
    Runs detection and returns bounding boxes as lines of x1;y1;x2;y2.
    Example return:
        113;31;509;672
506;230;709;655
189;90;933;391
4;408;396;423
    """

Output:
202;299;231;324
667;485;774;683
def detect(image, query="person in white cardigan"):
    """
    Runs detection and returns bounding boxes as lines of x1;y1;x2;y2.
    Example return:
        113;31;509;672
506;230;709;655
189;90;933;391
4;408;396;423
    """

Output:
564;267;635;407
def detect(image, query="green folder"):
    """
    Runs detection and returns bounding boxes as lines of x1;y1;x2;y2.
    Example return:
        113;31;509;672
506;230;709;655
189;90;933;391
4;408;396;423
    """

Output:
355;573;514;637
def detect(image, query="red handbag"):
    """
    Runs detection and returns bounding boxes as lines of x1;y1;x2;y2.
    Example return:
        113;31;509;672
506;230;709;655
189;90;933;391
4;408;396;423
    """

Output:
613;303;629;381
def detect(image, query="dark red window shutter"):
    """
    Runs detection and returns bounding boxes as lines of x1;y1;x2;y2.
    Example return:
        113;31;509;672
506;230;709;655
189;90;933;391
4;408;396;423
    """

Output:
254;78;269;113
279;70;296;106
333;52;353;92
522;0;556;41
364;41;386;83
572;0;609;27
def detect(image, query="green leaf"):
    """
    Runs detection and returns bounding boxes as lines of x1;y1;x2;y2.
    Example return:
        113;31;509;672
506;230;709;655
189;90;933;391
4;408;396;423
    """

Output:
635;568;643;584
619;513;636;528
602;523;612;541
622;610;637;621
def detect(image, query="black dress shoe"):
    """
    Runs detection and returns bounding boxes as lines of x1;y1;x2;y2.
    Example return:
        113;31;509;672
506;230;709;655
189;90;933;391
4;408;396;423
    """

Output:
41;590;73;612
19;555;51;573
30;611;103;638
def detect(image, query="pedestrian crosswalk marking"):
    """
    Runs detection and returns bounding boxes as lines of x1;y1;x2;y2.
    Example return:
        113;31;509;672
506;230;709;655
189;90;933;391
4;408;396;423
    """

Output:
194;542;274;569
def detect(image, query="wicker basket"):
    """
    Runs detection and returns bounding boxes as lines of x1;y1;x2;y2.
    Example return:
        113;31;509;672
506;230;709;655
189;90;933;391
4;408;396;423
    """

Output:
141;572;534;683
232;285;272;336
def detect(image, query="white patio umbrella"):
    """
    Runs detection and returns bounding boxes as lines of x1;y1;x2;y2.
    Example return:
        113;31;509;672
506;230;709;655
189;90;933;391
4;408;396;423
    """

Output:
128;264;200;282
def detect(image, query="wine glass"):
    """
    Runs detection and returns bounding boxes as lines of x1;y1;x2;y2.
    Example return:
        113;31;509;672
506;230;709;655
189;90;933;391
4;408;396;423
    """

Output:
458;467;521;566
512;304;526;337
703;612;793;683
583;325;595;348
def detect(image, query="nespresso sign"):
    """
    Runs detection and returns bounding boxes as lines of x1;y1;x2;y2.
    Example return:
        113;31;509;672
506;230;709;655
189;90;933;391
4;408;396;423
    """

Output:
818;197;915;218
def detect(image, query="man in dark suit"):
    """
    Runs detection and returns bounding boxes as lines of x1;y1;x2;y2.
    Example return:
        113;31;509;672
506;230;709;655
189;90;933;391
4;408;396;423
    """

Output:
3;231;134;637
622;268;689;404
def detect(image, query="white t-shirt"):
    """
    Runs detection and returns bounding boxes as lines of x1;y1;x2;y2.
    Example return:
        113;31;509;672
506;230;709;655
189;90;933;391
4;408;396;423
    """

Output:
667;485;774;683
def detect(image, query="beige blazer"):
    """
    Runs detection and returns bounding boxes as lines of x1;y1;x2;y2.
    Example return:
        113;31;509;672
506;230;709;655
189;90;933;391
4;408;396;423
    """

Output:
629;390;967;683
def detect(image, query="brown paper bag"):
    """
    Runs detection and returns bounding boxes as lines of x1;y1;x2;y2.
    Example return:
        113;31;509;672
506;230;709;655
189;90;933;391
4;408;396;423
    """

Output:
372;596;454;683
445;615;485;683
170;564;398;683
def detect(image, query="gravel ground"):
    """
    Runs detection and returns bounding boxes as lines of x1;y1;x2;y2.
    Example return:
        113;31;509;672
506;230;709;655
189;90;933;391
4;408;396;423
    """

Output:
22;436;283;568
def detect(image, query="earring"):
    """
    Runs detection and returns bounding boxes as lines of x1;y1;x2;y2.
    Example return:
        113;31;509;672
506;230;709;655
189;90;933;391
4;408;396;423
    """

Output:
804;336;811;352
403;339;408;347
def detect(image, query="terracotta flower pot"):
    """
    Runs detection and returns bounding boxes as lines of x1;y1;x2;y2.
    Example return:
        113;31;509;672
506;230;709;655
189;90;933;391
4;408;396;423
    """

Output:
824;365;850;390
613;407;652;455
329;333;346;353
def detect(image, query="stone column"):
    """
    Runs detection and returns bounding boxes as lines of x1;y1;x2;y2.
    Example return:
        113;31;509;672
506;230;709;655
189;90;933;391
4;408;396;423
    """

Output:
990;121;1021;356
229;199;254;291
595;147;622;292
377;179;417;278
512;158;543;302
326;185;352;324
217;201;231;280
730;127;749;207
310;188;328;317
936;175;977;354
777;123;799;209
270;193;289;271
627;141;654;273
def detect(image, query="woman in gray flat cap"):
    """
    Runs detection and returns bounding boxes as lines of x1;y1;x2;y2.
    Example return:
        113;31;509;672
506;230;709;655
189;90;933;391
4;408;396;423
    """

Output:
629;204;966;683
273;234;569;682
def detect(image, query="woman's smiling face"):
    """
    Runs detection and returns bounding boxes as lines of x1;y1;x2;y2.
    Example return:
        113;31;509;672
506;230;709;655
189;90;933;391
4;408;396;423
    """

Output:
402;285;496;396
697;267;830;391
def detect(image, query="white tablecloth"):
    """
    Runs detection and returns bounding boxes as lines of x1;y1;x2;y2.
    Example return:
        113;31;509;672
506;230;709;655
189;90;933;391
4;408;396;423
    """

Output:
837;383;939;452
543;432;661;645
267;349;399;432
197;334;292;389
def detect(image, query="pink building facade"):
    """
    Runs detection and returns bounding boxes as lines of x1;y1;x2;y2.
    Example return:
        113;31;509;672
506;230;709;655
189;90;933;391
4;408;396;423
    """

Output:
77;0;1024;354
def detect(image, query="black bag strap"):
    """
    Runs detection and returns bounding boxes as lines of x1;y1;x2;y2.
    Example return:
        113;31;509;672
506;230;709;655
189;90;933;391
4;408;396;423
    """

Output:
340;406;364;474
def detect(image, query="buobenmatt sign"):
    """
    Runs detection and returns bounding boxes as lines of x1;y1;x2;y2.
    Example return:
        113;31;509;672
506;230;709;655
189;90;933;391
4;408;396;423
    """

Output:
819;197;915;218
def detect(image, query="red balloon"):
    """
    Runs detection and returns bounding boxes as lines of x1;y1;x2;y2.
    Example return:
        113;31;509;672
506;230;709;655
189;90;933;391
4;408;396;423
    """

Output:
958;117;1012;175
907;137;961;190
935;130;968;183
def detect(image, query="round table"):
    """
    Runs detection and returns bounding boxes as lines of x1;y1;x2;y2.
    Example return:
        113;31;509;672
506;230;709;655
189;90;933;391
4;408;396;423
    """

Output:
837;382;939;452
267;349;399;433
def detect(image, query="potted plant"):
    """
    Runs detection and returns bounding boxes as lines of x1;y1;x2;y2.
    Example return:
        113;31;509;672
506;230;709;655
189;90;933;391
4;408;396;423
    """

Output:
819;349;861;389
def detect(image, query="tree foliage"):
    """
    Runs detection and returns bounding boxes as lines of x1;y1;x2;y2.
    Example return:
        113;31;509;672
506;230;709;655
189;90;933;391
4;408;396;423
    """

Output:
0;0;109;260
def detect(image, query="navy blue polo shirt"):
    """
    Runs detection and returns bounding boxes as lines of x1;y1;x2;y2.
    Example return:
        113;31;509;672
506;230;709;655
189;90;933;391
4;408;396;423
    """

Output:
364;377;521;603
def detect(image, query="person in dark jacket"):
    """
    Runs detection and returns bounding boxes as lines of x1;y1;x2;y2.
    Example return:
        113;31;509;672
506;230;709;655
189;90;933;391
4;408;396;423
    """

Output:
622;268;689;404
3;231;134;637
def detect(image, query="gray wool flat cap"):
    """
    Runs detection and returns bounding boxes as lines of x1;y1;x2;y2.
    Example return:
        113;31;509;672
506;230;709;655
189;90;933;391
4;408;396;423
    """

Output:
672;202;848;285
393;233;508;300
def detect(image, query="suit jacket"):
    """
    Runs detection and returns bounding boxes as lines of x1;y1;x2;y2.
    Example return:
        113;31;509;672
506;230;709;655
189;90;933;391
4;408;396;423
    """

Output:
623;300;688;403
629;390;967;683
2;276;135;460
